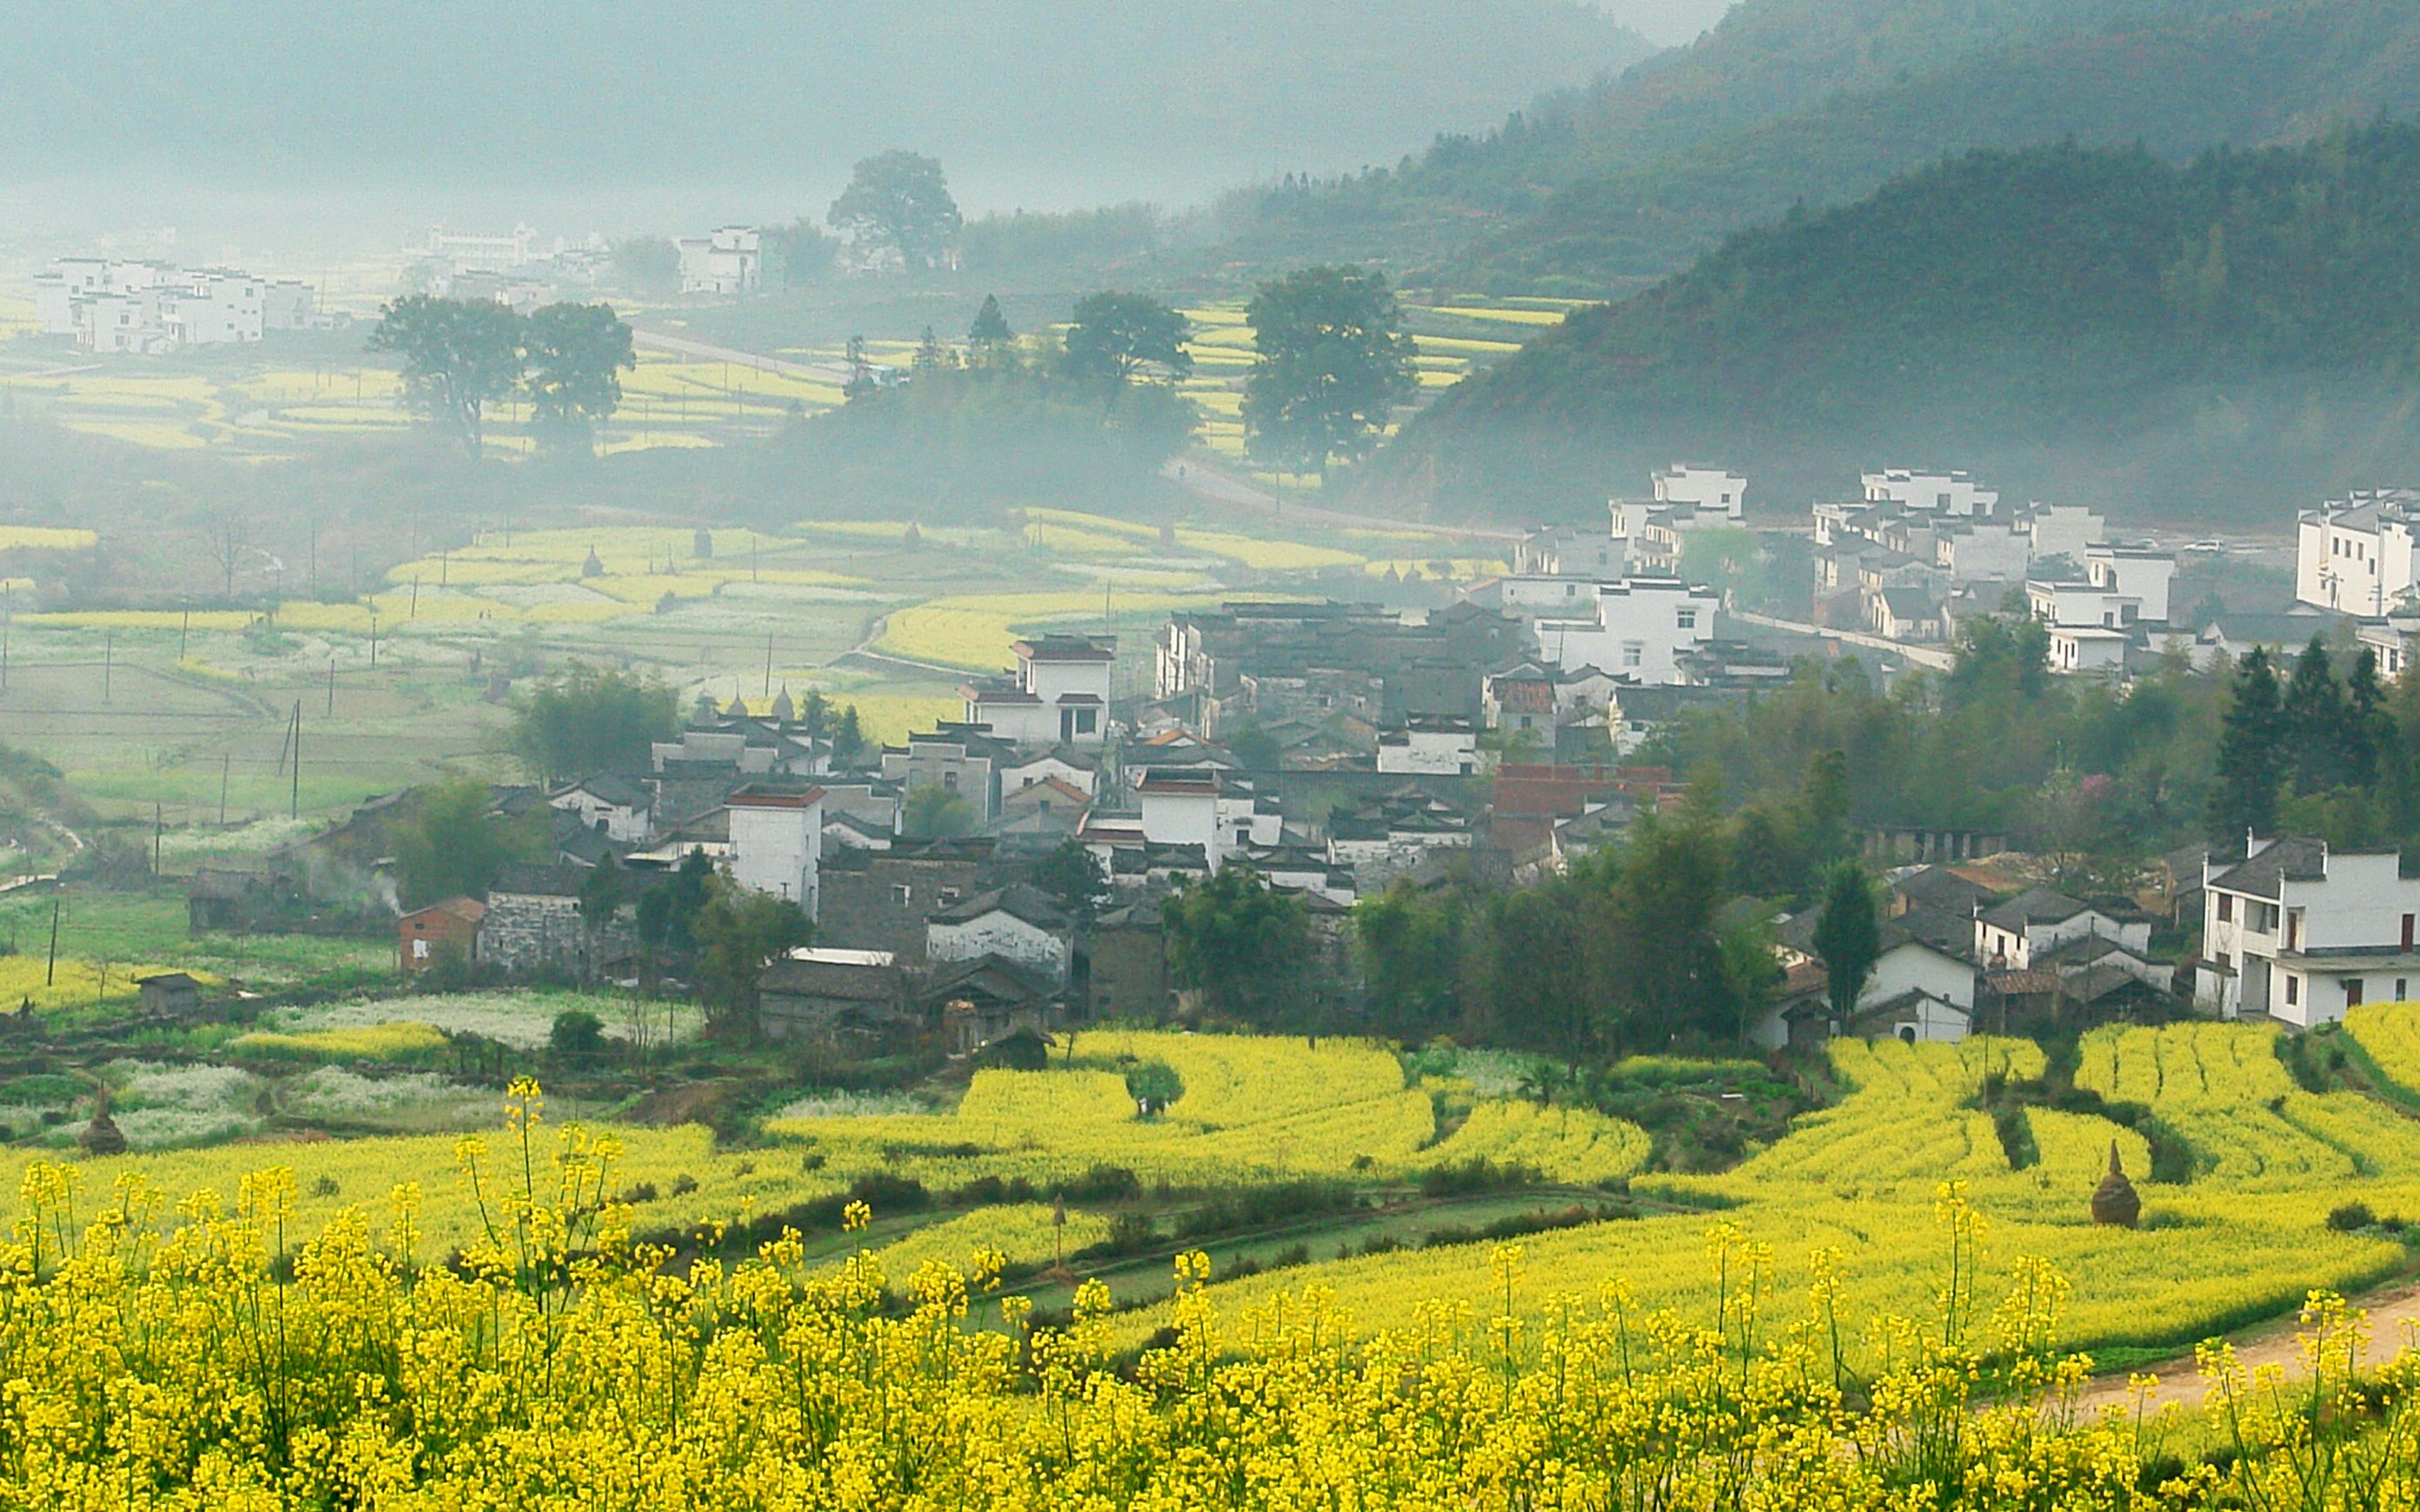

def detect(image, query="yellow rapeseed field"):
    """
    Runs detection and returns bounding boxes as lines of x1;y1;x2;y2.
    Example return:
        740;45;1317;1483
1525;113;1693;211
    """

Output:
1;1084;2416;1506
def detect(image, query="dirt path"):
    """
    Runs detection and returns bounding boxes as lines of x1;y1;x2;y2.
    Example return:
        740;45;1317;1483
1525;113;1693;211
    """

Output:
2075;1273;2420;1414
1161;458;1523;544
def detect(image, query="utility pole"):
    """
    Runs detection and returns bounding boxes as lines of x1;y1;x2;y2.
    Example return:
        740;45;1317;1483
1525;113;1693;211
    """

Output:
45;893;59;987
289;701;301;820
152;802;162;877
102;632;113;703
179;609;189;662
762;633;775;700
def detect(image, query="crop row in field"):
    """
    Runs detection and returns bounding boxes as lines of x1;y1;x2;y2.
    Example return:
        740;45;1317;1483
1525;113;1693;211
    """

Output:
2071;1023;2412;1186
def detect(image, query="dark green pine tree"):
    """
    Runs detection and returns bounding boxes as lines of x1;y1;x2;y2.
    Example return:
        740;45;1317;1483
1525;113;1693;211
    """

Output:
2211;647;2287;844
2345;646;2390;786
967;293;1014;351
1810;860;1882;1028
2282;638;2350;792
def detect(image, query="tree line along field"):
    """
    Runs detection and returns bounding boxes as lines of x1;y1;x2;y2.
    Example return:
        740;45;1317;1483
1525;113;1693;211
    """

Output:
0;511;1476;836
0;292;1547;473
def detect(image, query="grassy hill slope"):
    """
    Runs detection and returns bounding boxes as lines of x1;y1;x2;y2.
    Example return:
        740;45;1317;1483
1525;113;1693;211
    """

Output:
1211;0;2420;288
1370;122;2420;523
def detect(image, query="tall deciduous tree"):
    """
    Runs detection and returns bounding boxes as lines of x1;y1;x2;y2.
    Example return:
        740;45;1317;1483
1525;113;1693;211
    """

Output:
1163;866;1311;1027
1060;292;1192;402
693;878;814;1033
1811;861;1882;1026
1241;265;1419;481
367;295;526;459
2210;647;2286;843
511;665;679;782
828;151;962;271
1028;839;1109;926
1605;812;1732;1044
522;302;635;455
391;778;547;908
608;237;681;299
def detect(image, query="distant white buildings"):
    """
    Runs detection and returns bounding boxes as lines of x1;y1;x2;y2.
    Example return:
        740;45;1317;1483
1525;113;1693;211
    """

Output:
30;257;317;354
405;224;610;308
1864;468;1999;518
2021;545;2180;676
416;224;543;273
2297;490;2420;616
675;227;763;295
1610;464;1748;572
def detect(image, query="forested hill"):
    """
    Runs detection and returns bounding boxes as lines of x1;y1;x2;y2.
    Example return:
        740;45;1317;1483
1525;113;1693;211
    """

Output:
1213;0;2420;287
1367;123;2420;524
0;0;1652;210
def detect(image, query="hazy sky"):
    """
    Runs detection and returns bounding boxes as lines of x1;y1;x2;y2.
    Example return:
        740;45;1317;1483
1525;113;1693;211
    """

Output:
1596;0;1736;45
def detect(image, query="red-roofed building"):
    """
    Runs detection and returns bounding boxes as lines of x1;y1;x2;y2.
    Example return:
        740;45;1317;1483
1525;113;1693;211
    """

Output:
397;896;485;972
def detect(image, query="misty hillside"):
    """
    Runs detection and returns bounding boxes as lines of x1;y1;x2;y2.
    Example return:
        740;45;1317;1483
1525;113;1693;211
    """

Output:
1370;122;2420;523
1219;0;2420;286
0;0;1653;211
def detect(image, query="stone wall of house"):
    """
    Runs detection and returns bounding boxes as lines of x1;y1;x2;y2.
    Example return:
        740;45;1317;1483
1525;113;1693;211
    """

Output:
1088;925;1168;1021
821;854;989;961
481;894;588;976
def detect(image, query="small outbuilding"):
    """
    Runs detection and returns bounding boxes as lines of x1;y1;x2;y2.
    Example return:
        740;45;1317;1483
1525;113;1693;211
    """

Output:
133;972;203;1018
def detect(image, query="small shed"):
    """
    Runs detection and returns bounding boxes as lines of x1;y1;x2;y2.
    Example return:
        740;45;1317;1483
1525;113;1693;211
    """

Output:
398;897;486;973
134;972;203;1018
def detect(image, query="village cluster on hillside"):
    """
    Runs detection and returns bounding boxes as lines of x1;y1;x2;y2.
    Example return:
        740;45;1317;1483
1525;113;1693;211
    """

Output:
161;462;2420;1069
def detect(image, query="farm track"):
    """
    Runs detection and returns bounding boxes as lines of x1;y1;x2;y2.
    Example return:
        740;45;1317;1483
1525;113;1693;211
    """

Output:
1161;457;1523;544
2076;1268;2420;1416
628;328;853;386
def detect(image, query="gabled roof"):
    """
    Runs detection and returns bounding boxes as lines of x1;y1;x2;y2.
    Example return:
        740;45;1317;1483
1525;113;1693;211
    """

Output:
929;883;1067;930
2206;837;2331;900
490;864;588;899
1892;902;1976;959
923;953;1063;1007
757;955;904;1000
402;895;488;925
2034;933;2154;974
1978;887;2092;931
1005;776;1090;810
1006;746;1101;772
1015;633;1115;662
728;784;828;810
1776;908;1970;965
554;773;650;809
1892;865;1994;918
